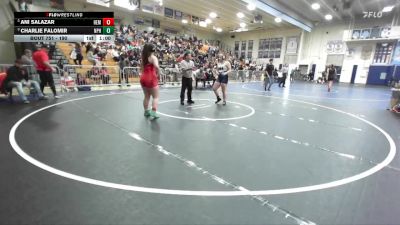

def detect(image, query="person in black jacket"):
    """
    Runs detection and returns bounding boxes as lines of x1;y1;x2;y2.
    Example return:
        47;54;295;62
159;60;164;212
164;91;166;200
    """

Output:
327;64;336;92
264;58;274;91
4;59;47;104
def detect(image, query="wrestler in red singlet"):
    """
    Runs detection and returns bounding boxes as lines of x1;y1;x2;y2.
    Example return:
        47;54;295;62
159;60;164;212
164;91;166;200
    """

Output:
140;43;160;120
140;63;158;88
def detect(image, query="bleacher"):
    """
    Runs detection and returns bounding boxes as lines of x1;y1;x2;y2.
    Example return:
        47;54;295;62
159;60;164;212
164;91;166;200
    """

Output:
56;42;143;86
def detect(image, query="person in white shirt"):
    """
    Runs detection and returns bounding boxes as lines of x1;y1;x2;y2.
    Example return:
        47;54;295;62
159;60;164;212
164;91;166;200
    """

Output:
20;49;37;78
279;63;289;88
179;52;195;105
111;47;120;62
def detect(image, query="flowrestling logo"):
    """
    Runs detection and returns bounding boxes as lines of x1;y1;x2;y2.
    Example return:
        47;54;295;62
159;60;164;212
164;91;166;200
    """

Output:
363;11;383;18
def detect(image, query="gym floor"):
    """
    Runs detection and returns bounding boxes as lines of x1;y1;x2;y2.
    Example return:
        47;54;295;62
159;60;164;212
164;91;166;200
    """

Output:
0;81;399;225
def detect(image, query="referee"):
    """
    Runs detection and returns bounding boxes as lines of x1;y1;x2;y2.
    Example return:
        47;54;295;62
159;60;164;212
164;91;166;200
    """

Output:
179;52;195;105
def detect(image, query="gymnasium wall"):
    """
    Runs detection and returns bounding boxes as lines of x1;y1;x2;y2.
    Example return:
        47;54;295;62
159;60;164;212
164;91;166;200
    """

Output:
219;28;302;66
0;0;16;64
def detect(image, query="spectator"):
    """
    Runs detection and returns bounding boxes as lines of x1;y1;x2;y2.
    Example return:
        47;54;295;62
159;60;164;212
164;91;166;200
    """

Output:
18;0;29;12
100;64;111;84
20;49;37;79
4;59;48;103
118;54;130;86
73;43;83;65
111;47;120;62
32;45;60;98
86;45;98;66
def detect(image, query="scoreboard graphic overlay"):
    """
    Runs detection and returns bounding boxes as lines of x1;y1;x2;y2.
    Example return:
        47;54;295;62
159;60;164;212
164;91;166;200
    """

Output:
14;12;115;43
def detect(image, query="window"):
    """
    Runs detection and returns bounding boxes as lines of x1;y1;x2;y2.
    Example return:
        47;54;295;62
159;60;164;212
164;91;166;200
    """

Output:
248;40;253;51
248;40;253;60
240;51;246;59
234;41;240;58
241;41;247;58
258;38;283;59
164;8;174;18
373;42;394;64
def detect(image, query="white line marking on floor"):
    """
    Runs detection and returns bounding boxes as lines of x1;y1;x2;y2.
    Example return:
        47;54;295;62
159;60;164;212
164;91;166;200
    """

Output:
159;99;255;121
176;110;190;115
337;153;356;159
187;104;206;108
191;105;212;110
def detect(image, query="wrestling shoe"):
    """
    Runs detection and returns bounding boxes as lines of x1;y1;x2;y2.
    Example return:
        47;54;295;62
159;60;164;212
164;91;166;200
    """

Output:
149;110;160;120
215;96;221;104
144;110;151;117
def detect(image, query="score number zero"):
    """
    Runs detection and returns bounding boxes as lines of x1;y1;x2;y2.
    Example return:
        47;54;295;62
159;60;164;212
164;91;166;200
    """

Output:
102;18;114;26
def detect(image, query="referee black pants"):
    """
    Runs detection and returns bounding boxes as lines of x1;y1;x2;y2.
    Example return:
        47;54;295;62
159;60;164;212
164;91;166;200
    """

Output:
38;70;57;96
180;77;193;103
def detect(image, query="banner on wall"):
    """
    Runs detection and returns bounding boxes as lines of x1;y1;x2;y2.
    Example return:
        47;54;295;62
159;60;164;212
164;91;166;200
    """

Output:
391;40;400;65
327;40;345;54
142;4;154;13
174;10;182;20
286;36;298;54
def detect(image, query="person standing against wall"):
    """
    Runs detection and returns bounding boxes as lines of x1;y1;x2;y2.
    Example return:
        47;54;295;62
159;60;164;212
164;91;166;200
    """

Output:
327;64;336;92
179;52;195;105
264;58;274;91
32;45;60;98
